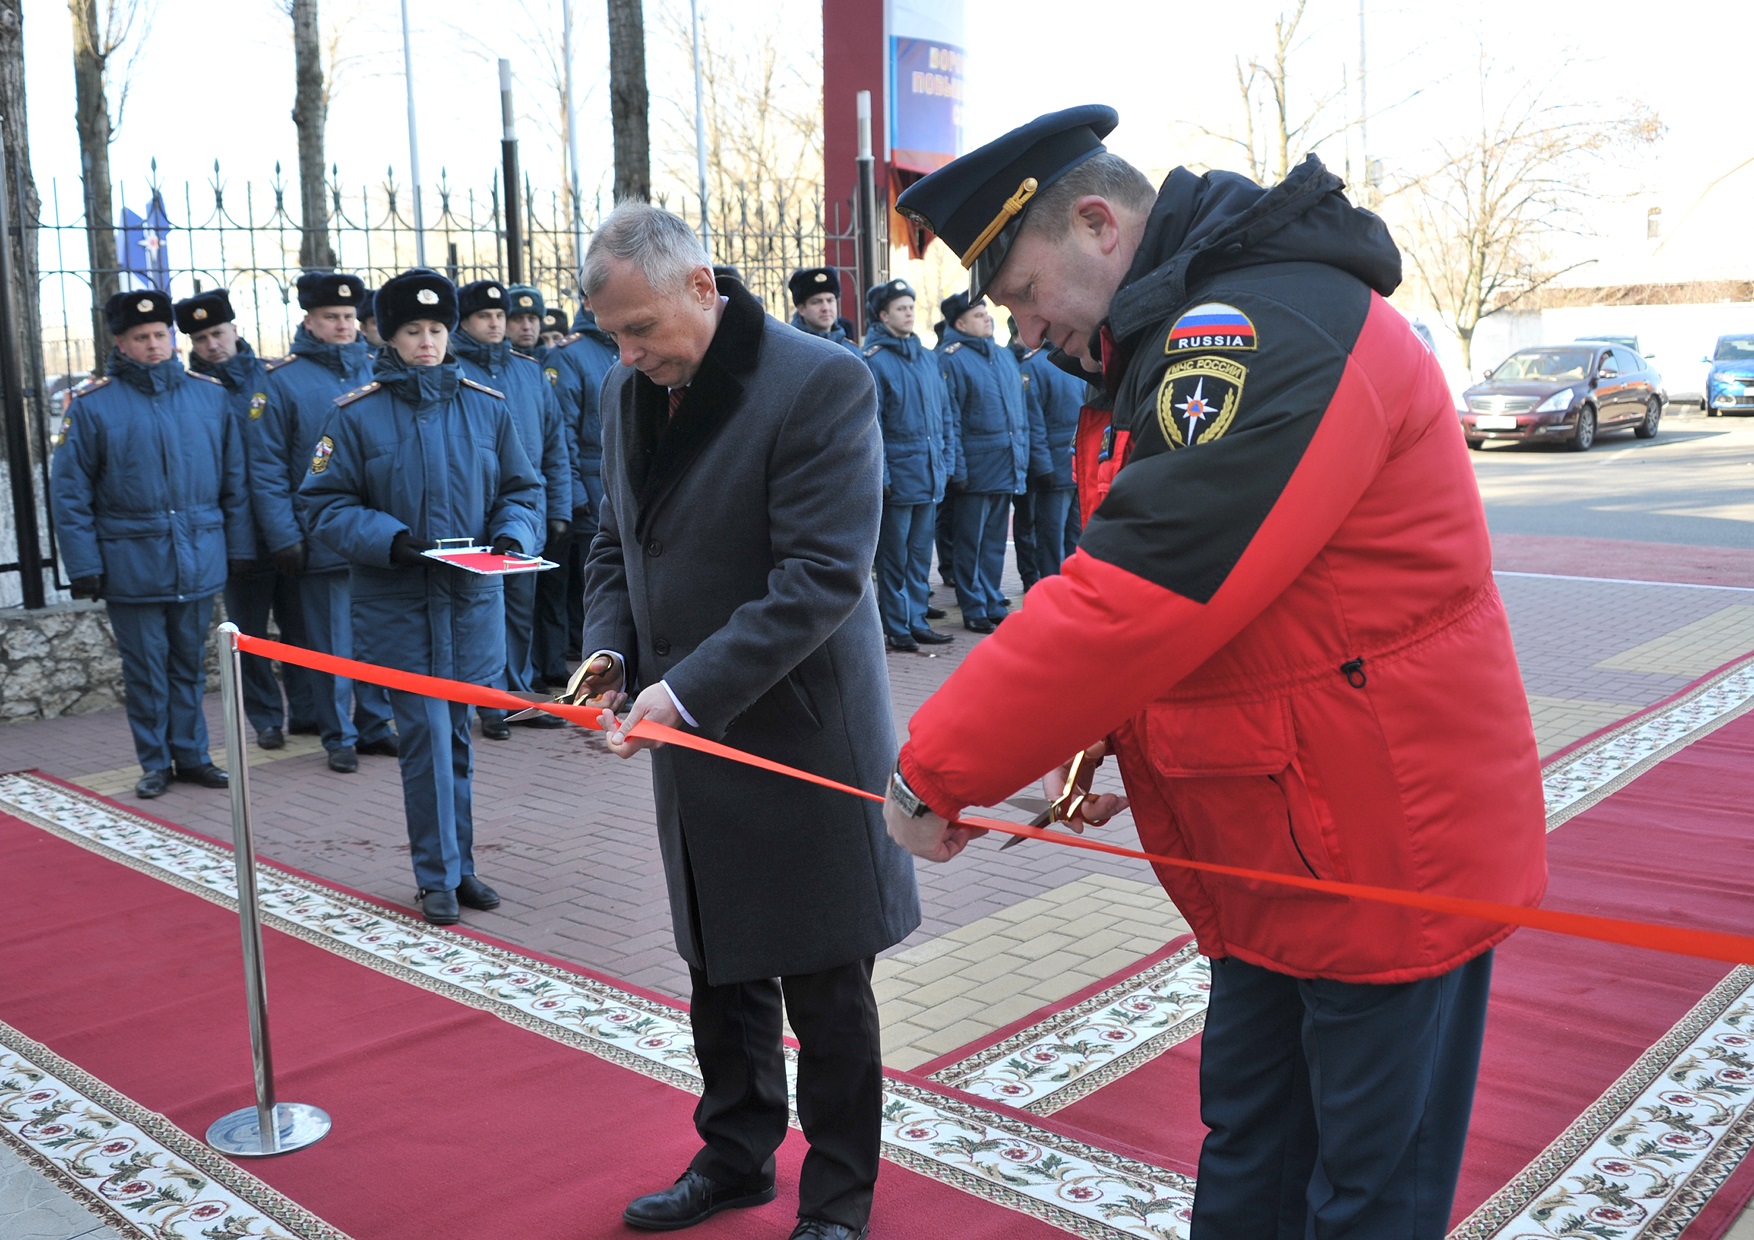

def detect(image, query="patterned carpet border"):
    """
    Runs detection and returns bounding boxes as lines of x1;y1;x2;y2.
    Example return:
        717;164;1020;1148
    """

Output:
0;1018;351;1240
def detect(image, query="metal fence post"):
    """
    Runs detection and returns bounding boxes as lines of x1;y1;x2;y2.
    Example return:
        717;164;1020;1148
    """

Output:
206;622;331;1157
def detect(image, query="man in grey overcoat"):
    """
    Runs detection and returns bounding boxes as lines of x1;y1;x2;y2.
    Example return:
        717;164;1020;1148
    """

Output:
573;202;920;1240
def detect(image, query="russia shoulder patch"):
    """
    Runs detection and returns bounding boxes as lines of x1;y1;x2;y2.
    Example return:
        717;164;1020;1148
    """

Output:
1166;302;1257;353
248;391;268;419
309;434;334;474
544;366;559;385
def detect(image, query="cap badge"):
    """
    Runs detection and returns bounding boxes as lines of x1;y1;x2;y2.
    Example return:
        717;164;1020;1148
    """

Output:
417;289;439;305
193;308;208;321
487;287;501;299
517;295;533;307
136;299;152;313
338;286;353;298
814;273;828;283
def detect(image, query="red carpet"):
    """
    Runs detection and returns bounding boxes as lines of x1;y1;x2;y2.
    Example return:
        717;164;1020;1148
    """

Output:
903;684;1754;1236
0;789;1083;1239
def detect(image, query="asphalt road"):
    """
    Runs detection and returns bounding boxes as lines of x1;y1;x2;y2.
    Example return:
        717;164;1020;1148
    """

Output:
1472;405;1754;548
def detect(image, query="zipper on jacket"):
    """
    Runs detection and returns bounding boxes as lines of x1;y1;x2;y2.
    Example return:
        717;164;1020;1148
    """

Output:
1286;810;1322;878
1340;657;1367;689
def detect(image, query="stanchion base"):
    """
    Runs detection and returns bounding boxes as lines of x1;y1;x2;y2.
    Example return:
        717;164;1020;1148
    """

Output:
206;1103;331;1156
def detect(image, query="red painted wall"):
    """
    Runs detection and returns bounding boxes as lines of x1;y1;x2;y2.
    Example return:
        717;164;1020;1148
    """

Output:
821;0;888;309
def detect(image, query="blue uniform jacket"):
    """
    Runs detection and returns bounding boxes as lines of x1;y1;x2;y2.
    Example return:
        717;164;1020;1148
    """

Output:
299;353;543;682
939;327;1037;495
1019;346;1083;489
549;310;619;513
859;326;957;505
191;338;275;556
790;312;861;355
451;328;573;524
252;327;374;571
50;351;250;603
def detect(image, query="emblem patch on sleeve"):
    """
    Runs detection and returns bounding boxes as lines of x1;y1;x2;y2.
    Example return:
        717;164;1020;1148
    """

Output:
1167;302;1257;352
309;435;334;474
248;392;268;419
544;366;559;386
1156;356;1247;448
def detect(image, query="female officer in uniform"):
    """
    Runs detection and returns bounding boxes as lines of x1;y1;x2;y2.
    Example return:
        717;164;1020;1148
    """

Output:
301;269;543;926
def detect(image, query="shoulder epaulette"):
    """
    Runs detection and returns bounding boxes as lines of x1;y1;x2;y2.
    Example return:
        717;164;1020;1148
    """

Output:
264;354;301;372
509;349;539;364
334;381;380;407
69;376;111;399
461;377;505;399
862;344;881;357
188;371;224;386
555;331;584;347
944;342;963;355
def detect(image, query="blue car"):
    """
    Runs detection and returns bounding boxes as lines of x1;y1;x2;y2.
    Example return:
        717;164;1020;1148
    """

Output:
1703;334;1754;416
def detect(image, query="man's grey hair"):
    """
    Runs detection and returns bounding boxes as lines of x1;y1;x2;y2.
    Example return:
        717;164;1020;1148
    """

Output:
582;201;711;297
1017;153;1157;241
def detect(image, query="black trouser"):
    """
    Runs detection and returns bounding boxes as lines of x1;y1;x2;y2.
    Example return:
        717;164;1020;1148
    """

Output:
1011;489;1038;591
687;957;883;1229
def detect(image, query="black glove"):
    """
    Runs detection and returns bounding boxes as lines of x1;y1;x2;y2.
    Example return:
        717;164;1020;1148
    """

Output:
228;558;257;580
489;534;522;556
70;575;103;601
546;517;571;546
273;542;307;576
571;504;594;527
389;531;437;568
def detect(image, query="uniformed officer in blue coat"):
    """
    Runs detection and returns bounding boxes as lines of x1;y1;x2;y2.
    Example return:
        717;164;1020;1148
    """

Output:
451;278;572;737
358;288;383;353
860;278;958;652
503;283;550;361
1018;340;1085;581
177;288;319;748
252;271;398;773
788;267;859;353
545;300;619;680
301;269;543;926
540;306;569;351
938;292;1042;631
51;290;251;798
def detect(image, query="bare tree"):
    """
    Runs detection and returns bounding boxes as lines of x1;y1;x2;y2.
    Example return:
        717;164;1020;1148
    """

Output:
0;0;46;443
1397;53;1661;370
607;0;649;202
68;0;152;372
284;0;335;269
1201;1;1346;186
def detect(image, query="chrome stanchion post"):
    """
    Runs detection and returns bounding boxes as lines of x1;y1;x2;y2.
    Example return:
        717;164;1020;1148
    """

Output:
206;623;331;1157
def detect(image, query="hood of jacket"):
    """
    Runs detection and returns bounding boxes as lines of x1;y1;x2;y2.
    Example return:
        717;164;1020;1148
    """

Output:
371;346;461;409
1105;154;1402;356
570;308;616;347
861;325;924;360
938;325;995;357
189;338;261;391
107;348;187;396
450;327;512;372
291;324;371;378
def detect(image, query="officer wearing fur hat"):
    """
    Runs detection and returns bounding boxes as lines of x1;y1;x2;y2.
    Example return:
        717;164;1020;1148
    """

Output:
176;288;320;749
787;267;858;354
251;271;399;774
541;307;569;350
452;278;572;738
357;288;383;351
502;284;548;359
301;268;543;926
51;290;252;799
859;277;957;652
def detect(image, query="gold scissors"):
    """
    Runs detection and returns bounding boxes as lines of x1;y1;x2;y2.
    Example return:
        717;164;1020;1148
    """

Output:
504;657;617;723
999;748;1096;850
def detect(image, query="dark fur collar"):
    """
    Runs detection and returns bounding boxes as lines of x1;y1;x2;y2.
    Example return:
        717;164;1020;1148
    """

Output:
625;276;766;535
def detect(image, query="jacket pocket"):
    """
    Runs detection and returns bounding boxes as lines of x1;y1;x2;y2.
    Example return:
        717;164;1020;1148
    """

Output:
731;670;822;741
1143;698;1342;891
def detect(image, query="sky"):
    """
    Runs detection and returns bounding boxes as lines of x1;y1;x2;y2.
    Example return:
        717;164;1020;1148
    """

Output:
16;1;1754;294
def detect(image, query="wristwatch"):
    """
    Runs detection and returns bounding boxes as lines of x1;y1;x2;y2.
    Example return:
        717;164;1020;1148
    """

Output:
889;764;930;818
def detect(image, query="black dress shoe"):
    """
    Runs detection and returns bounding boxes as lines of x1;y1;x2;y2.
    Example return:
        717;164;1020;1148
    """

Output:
511;711;567;729
963;618;994;634
417;888;460;926
288;721;320;735
990;609;1008;625
911;627;954;645
135;769;170;799
174;763;229;789
996;596;1012;609
356;734;399;757
924;606;947;619
327;746;359;773
456;874;501;910
257;726;285;750
789;1220;868;1240
481;717;511;740
623;1168;776;1231
885;634;920;653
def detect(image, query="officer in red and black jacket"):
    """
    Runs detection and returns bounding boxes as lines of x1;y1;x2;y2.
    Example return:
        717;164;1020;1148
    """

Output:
885;105;1548;1238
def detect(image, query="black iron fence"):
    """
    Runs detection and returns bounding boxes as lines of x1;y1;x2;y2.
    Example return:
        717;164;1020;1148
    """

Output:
1;161;863;608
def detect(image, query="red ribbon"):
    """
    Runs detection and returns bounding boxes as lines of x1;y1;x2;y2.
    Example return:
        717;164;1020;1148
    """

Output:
236;633;1754;968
